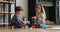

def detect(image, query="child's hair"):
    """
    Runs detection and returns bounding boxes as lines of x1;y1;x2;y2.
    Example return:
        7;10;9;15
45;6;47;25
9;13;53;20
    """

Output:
35;5;43;13
22;17;26;21
15;6;23;12
35;5;46;14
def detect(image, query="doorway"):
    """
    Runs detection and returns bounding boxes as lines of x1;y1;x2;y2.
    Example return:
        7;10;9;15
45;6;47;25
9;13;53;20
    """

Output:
44;6;55;23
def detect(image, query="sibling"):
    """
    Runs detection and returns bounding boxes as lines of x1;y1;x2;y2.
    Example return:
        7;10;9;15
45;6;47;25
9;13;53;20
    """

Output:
35;5;52;28
10;6;23;28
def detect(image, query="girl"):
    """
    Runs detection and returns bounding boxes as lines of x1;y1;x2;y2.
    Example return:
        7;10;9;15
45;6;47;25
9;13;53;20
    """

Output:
35;5;51;28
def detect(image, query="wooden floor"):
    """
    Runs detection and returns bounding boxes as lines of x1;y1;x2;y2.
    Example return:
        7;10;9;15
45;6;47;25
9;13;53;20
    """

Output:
0;25;60;32
0;28;60;32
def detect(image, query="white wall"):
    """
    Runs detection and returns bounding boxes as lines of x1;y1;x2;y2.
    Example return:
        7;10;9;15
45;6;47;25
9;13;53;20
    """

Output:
41;1;53;6
16;0;28;18
36;0;53;6
59;1;60;19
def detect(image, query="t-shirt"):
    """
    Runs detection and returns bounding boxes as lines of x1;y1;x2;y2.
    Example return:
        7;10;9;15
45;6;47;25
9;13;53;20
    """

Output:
36;13;46;24
16;14;22;21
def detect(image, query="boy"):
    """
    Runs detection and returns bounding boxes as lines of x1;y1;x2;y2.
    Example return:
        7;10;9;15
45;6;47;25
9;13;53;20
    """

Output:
10;6;23;28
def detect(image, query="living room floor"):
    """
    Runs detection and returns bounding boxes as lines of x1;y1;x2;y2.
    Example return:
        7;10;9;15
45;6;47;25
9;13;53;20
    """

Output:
0;25;60;32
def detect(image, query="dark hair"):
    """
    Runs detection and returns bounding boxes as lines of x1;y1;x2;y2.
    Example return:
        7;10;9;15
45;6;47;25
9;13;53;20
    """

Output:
15;6;23;12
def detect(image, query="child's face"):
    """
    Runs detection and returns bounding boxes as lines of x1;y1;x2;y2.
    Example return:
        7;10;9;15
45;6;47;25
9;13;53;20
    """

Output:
36;6;41;14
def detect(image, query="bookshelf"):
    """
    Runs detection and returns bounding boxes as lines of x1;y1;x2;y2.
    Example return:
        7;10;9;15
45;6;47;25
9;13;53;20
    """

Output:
0;0;16;27
0;1;15;4
0;12;15;14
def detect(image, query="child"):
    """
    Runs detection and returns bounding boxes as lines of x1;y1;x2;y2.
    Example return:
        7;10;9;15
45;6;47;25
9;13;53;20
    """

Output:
22;17;30;29
10;6;23;28
35;5;52;28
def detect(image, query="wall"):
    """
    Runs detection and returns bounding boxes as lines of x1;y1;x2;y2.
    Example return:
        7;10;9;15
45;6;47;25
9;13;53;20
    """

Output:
36;0;53;6
16;0;28;18
59;1;60;19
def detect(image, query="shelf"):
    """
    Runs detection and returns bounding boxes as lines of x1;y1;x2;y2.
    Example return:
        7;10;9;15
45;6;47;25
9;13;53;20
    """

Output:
10;12;15;14
0;1;8;3
0;12;15;14
0;1;15;4
0;23;9;25
0;12;8;14
9;2;15;4
0;0;16;26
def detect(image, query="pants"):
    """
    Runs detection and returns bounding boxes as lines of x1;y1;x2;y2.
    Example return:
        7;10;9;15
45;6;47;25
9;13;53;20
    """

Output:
40;24;49;28
11;21;23;28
